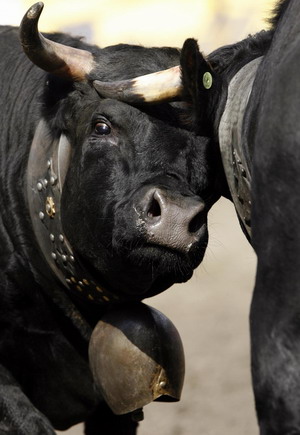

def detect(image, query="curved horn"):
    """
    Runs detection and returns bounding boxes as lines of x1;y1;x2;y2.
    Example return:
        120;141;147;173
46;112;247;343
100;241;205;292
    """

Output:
93;65;183;104
20;2;95;81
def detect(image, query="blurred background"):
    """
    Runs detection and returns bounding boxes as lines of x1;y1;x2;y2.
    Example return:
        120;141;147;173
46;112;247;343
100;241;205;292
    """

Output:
1;1;274;434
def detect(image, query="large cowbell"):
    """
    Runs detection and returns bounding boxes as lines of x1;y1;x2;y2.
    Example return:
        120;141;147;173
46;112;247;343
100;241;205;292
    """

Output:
88;303;185;417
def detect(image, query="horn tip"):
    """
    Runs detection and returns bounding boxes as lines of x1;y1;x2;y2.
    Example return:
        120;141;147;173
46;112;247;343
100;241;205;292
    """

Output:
26;2;44;20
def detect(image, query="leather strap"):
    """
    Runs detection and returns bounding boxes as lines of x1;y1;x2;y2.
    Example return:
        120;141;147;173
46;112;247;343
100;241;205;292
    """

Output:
218;56;263;238
27;120;121;305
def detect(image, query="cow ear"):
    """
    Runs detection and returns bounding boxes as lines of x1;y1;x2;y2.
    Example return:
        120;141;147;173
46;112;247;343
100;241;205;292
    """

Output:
180;38;218;135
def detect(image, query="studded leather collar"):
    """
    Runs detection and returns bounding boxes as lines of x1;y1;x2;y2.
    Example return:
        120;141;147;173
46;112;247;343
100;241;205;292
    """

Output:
27;120;120;305
218;56;263;238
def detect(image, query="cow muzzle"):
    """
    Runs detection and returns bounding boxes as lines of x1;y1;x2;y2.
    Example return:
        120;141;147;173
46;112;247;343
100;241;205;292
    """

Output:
136;187;205;253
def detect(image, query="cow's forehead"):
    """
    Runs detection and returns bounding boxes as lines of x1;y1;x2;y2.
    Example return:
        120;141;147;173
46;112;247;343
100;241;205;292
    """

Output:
67;82;185;133
91;44;180;82
90;98;147;121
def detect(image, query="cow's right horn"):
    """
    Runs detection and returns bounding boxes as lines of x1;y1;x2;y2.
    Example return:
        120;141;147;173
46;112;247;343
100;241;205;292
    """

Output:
93;65;183;104
20;2;95;81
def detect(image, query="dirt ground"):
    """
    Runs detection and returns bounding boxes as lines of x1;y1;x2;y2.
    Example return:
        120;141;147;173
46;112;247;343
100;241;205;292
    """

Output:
57;197;258;435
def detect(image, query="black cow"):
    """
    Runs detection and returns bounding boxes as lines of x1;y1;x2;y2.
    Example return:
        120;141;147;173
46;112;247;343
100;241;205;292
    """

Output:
0;3;220;435
181;2;300;433
105;0;300;433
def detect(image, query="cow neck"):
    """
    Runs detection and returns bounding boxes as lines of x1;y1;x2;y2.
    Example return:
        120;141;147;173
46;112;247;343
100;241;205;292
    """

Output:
218;56;263;238
27;120;121;306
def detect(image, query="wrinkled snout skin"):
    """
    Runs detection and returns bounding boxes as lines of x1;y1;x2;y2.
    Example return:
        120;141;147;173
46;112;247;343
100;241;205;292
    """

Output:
61;98;218;299
134;186;206;253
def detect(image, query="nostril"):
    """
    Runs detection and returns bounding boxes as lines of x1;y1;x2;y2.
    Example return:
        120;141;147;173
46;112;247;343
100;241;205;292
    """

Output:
147;197;161;219
188;211;203;234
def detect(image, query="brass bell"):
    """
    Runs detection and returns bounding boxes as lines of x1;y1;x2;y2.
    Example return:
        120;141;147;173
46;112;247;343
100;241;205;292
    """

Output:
88;303;185;416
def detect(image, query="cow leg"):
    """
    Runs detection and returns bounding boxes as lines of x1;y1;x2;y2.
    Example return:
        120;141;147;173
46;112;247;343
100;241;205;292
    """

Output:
250;134;300;434
250;273;300;435
84;401;138;435
0;363;55;434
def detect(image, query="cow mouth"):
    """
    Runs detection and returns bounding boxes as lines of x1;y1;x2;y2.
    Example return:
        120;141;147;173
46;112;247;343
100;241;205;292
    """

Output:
128;240;207;295
72;230;207;302
102;231;208;298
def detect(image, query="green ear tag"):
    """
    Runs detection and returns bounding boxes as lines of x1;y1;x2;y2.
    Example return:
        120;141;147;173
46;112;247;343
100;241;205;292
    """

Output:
203;72;213;89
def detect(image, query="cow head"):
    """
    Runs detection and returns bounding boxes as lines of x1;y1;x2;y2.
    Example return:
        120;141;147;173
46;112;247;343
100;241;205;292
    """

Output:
22;3;220;303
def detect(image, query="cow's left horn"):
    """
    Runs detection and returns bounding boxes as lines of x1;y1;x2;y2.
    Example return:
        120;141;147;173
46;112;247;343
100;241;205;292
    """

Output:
93;65;183;104
20;2;95;81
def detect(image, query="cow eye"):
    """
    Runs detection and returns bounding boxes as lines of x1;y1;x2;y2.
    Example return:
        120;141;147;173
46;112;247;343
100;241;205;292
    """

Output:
94;121;111;135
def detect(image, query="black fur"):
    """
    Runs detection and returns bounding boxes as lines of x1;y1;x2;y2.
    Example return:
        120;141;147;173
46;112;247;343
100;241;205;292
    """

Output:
268;0;292;29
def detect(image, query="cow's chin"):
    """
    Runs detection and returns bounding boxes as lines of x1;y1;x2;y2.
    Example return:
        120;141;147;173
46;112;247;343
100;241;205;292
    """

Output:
123;246;204;297
87;240;207;299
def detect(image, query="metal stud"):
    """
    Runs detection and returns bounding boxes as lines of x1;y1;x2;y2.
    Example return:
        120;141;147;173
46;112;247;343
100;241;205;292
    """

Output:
103;296;110;302
76;285;82;292
47;159;51;169
70;256;75;262
70;276;77;283
83;279;89;286
39;211;45;220
44;179;48;187
37;182;43;191
96;286;103;293
51;252;57;260
62;255;67;262
59;234;64;243
50;176;57;185
50;234;55;242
